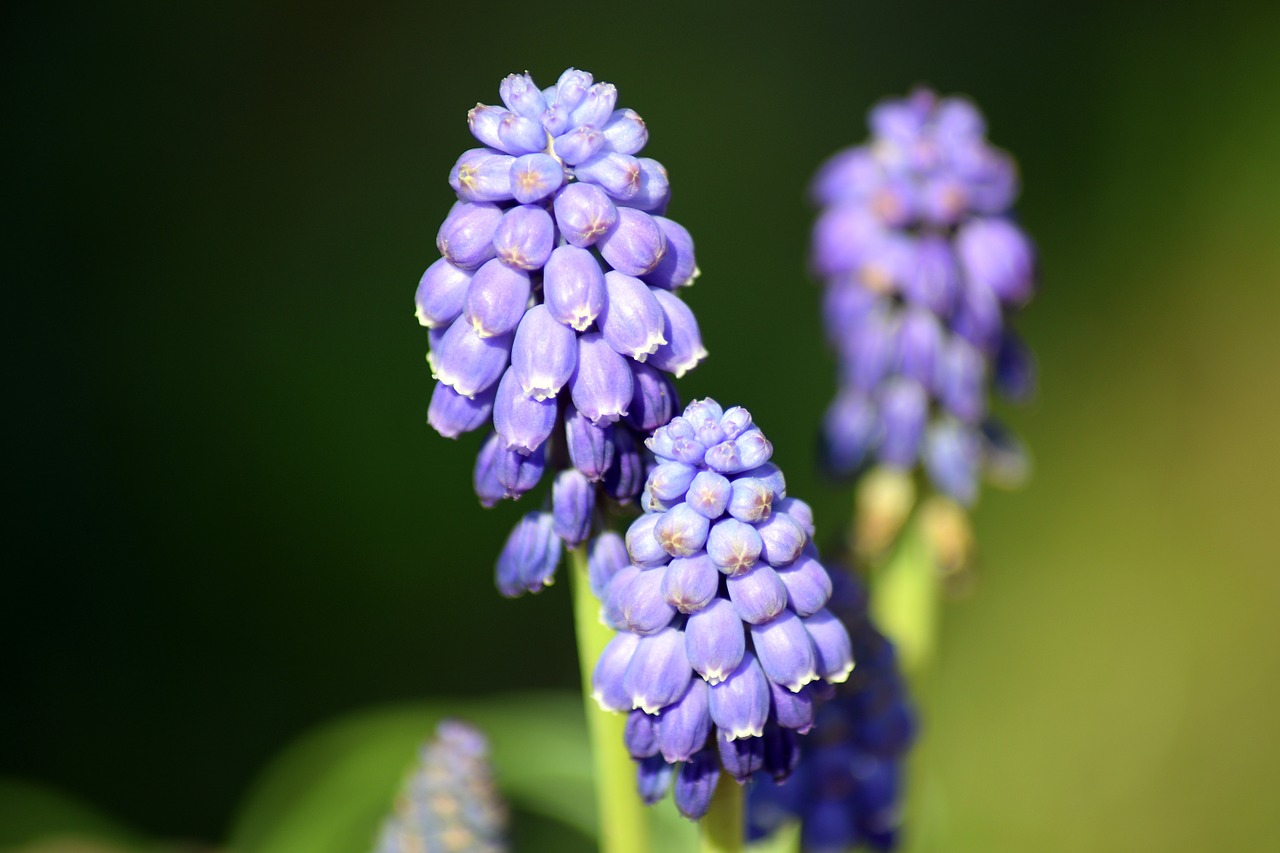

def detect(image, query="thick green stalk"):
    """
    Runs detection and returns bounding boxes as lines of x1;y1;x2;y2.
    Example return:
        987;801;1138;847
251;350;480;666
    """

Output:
568;547;649;853
868;511;942;853
699;776;743;853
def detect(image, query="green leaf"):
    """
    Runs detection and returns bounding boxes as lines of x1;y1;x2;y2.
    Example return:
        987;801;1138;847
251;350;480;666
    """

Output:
0;777;142;851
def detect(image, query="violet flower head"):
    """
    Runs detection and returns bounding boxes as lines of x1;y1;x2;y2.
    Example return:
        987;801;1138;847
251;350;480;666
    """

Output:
748;571;915;852
374;719;509;853
812;88;1036;505
417;69;708;596
590;399;856;820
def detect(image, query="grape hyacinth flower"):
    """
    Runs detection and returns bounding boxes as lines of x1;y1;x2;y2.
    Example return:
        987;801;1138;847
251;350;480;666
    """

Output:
748;571;915;851
416;69;707;595
374;720;508;853
591;399;855;820
812;88;1036;506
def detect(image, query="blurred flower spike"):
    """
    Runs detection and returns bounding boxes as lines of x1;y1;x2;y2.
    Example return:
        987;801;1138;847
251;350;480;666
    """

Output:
812;88;1037;510
590;399;856;820
414;67;708;598
374;719;508;853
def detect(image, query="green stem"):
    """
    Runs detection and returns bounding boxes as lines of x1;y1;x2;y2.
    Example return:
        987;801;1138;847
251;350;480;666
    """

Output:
700;776;743;853
868;510;942;853
568;547;649;853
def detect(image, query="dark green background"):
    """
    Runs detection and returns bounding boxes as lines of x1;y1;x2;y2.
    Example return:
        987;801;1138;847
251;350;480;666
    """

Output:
6;1;1280;850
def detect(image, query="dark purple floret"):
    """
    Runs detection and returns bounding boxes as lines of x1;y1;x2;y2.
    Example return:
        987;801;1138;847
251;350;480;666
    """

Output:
813;88;1037;506
415;68;710;596
748;571;916;851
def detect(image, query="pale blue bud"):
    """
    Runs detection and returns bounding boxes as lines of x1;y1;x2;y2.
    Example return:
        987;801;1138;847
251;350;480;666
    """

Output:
755;512;807;566
495;442;545;498
552;468;595;548
599;209;668;277
415;257;472;329
436;201;501;269
569;82;617;128
448;148;515;203
626;362;678;432
656;678;711;763
642;216;696;289
684;598;745;685
494;511;559;597
464;258;531;338
674;750;721;821
774;497;814;537
552;182;618;249
727;477;774;523
647;289;707;378
661;552;720;614
706;518;763;574
717;729;764;782
510;304;576;401
602;108;648;155
564;404;615;482
627;158;670;213
769;682;816;734
599;271;667;360
624;626;693;715
637;756;673;805
655;503;711;558
625;512;669;569
552;125;605;165
686;470;731;519
427;381;494;439
493;204;554;271
569;332;633;426
725;564;788;625
432;314;512;398
575;151;642;200
472;433;506;508
466;104;506;150
508;153;564;204
498;73;546;120
709;651;770;740
625;709;660;759
622;567;678;635
593;631;640;712
587;531;628;598
774;547;832;617
750;611;818;692
803;608;855;684
648;461;698;503
496;112;545;155
543;245;606;331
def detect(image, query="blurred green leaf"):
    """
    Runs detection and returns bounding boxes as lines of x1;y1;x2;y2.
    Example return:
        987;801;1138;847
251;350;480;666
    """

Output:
225;690;696;853
0;778;141;851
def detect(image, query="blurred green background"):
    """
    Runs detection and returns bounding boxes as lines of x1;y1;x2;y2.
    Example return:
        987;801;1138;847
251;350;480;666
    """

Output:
6;0;1280;850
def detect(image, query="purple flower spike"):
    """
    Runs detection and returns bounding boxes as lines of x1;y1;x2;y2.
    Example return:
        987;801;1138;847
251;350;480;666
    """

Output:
427;381;495;439
637;756;673;805
625;512;669;569
775;549;833;617
661;553;720;614
812;88;1037;503
552;469;595;548
432;315;512;398
656;678;711;763
627;362;678;432
648;290;708;378
564;405;614;481
569;333;634;426
494;511;559;598
510;304;577;401
420;69;710;612
684;598;745;685
622;567;678;635
552;182;618;248
674;750;721;821
449;148;516;203
575;151;642;201
643;216;697;289
751;611;818;692
726;565;788;625
593;631;641;712
415;258;473;329
603;108;648;155
465;259;532;339
509;153;564;204
492;369;556;454
804;609;856;684
655;503;711;558
588;531;628;598
707;518;763;574
436;201;502;270
493;205;554;271
709;652;771;740
599;208;668;277
599;271;668;361
624;626;693;715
